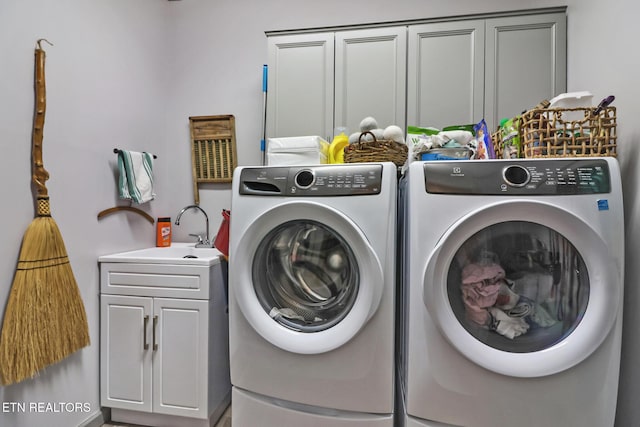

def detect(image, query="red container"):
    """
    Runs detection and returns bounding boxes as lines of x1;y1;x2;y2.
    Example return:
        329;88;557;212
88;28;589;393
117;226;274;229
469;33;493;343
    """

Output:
214;209;230;258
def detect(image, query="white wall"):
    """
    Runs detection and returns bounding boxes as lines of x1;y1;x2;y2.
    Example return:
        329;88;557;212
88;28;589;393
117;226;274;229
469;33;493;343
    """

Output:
0;1;169;426
1;1;640;426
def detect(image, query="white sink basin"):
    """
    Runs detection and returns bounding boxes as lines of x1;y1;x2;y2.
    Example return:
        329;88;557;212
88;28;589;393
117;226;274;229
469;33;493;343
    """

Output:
99;243;223;266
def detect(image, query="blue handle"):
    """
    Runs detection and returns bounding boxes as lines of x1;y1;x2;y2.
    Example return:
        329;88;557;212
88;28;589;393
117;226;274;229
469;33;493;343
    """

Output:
262;64;268;92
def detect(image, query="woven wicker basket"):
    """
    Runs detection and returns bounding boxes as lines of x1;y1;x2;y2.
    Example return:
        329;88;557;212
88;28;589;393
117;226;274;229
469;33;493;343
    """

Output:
492;106;617;159
491;129;505;158
492;123;522;159
520;106;617;158
344;131;408;167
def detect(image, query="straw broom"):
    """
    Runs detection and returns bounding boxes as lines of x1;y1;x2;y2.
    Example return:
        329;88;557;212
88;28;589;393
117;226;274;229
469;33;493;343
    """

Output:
0;39;90;385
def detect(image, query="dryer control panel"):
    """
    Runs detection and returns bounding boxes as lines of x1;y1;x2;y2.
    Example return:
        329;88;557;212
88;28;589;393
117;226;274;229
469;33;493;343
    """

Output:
239;164;383;196
424;159;611;195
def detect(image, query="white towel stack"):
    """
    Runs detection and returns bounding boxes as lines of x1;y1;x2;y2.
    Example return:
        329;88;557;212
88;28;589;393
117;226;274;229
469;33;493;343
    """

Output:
117;150;155;204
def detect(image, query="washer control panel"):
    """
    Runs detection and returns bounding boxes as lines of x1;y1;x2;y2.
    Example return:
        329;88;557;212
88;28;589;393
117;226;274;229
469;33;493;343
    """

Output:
424;159;611;195
240;164;383;196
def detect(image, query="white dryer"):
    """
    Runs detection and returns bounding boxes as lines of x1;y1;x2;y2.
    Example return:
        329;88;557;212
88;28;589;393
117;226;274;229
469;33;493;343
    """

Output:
229;163;397;426
399;158;624;427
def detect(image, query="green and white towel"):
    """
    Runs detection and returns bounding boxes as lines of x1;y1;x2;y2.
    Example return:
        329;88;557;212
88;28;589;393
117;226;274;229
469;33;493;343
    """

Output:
117;150;155;204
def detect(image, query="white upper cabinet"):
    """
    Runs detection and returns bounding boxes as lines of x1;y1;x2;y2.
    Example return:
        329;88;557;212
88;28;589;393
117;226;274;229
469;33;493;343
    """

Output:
335;27;407;135
266;8;566;139
484;12;567;129
408;12;566;131
266;33;334;140
267;27;406;140
407;20;485;131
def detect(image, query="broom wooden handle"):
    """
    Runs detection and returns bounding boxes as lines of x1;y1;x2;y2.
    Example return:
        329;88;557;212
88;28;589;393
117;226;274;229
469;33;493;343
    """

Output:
32;39;52;198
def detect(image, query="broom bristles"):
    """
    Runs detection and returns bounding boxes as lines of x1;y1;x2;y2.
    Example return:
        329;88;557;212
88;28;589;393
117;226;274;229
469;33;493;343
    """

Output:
0;215;90;385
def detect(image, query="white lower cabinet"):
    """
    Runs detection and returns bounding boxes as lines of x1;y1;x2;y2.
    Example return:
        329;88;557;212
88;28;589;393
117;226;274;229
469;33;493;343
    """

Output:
100;260;230;427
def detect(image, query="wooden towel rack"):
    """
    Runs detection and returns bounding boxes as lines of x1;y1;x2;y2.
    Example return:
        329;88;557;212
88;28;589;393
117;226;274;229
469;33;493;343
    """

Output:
97;206;155;224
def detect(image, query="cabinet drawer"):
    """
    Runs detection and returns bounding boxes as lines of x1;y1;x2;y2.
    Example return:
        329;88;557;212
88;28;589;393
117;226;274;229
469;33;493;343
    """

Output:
100;263;212;299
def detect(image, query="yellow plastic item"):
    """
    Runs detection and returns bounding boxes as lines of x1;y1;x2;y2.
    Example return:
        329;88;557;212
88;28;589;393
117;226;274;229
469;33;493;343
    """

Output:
329;133;349;163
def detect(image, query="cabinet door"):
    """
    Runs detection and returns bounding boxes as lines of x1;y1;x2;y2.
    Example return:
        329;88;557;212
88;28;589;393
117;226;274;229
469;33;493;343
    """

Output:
152;298;209;418
266;33;334;140
335;27;407;135
101;295;153;412
407;20;484;130
484;12;567;129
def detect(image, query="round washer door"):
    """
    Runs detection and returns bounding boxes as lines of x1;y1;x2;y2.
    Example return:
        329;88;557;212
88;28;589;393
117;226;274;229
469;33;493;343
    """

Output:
423;200;621;378
234;201;384;355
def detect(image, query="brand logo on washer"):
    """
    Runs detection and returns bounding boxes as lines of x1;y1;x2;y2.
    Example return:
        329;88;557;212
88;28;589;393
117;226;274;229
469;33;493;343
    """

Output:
451;166;464;177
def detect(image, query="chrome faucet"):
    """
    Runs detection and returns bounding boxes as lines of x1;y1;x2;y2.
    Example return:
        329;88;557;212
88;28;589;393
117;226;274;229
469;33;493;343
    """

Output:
175;205;212;248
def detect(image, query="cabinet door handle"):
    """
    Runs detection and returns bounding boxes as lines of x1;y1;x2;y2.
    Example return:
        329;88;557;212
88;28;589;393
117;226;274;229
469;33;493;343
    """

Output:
152;315;158;351
143;315;149;350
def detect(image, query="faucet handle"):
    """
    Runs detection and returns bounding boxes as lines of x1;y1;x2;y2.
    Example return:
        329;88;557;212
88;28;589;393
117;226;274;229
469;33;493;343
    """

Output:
189;233;213;248
189;233;205;244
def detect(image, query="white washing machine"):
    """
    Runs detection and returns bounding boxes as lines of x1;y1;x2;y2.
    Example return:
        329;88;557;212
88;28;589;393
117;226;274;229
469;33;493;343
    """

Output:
399;158;624;427
229;163;397;426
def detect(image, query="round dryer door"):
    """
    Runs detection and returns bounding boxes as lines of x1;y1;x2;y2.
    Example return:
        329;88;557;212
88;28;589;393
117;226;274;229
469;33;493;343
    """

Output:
423;200;621;378
233;201;384;354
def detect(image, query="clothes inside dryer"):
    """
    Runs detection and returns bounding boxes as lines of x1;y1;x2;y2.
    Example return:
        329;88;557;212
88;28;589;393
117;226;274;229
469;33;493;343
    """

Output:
253;220;360;333
446;221;589;353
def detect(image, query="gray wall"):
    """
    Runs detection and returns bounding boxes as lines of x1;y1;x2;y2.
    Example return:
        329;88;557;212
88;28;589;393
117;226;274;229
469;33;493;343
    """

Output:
1;1;639;426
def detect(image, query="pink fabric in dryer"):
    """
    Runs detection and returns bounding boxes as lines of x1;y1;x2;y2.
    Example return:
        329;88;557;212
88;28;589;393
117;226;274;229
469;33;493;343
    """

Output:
460;263;506;326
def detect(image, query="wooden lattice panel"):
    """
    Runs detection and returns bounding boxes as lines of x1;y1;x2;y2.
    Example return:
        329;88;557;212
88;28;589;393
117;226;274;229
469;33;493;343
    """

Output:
189;115;237;204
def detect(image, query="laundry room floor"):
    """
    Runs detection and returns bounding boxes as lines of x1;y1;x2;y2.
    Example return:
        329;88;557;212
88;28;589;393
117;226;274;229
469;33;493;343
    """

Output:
101;404;232;427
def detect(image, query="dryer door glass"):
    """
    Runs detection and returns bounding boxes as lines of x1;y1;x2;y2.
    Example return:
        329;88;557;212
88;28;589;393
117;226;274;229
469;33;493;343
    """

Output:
252;219;360;332
447;221;589;353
